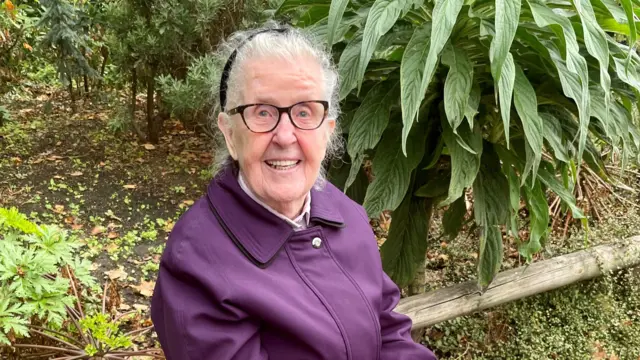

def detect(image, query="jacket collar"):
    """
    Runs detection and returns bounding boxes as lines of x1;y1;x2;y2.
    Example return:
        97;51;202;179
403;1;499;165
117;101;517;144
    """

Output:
206;164;345;268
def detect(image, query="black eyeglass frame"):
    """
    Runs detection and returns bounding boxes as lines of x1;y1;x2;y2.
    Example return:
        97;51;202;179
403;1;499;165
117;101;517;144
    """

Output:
227;100;329;133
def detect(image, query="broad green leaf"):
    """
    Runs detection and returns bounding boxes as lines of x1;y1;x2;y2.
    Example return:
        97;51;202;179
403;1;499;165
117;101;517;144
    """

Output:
297;6;331;26
381;190;429;287
358;0;404;92
474;144;510;289
308;14;364;44
442;44;474;133
502;163;520;237
520;179;549;260
363;124;428;217
338;36;362;99
345;153;365;191
414;0;465;123
513;65;543;184
441;120;482;207
442;196;466;240
573;0;611;116
346;165;369;205
540;113;569;163
490;0;521;83
497;53;515;148
528;2;591;166
537;166;585;218
613;55;640;91
327;0;351;46
598;0;629;22
589;87;612;138
401;22;431;153
619;0;637;65
465;82;481;129
415;172;450;198
276;0;330;14
331;156;370;204
347;81;400;159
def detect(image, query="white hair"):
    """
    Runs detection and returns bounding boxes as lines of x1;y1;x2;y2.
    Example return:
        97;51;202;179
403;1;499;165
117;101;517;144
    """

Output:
209;23;343;187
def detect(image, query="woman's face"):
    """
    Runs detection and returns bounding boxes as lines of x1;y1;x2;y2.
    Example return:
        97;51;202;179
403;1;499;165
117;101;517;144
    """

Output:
218;55;335;217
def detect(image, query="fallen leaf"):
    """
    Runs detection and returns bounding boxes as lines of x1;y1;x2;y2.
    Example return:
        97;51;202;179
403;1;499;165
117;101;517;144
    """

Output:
99;161;106;167
183;200;194;206
53;205;65;213
105;267;127;281
131;280;156;297
71;224;84;230
105;243;118;253
164;220;174;232
91;226;106;235
70;171;83;176
133;304;149;311
438;254;449;261
123;184;137;189
106;222;119;229
55;141;62;146
144;144;156;150
53;175;64;179
46;155;64;161
107;232;119;239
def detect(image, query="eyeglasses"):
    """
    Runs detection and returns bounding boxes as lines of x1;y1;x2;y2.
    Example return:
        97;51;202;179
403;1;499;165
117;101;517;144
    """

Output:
227;100;329;133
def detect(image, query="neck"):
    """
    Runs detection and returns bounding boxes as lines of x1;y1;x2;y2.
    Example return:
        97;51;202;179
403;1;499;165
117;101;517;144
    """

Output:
237;172;307;220
269;198;306;220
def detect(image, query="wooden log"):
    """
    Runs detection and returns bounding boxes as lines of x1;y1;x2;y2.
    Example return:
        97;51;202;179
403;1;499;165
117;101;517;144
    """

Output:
396;236;640;329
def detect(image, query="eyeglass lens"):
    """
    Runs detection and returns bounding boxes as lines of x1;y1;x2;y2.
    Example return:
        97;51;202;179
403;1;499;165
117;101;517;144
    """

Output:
243;102;325;132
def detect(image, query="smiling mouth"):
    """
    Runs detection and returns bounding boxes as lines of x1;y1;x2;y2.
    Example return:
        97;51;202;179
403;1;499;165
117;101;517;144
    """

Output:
265;160;301;170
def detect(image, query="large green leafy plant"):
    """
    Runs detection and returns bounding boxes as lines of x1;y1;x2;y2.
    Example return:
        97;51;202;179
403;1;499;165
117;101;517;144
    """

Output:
0;207;96;345
277;0;640;290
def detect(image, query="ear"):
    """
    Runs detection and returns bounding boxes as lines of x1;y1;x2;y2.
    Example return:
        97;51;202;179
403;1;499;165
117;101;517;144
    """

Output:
218;113;238;160
326;118;336;138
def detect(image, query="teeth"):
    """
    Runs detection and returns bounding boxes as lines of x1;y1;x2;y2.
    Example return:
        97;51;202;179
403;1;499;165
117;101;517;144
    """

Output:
266;160;298;167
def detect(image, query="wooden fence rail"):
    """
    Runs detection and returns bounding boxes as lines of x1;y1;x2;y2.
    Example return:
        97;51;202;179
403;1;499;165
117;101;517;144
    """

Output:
396;236;640;329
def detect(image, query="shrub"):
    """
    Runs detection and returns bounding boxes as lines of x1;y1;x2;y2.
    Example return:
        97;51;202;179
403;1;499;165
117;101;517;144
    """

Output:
278;0;640;289
0;207;96;345
156;54;224;132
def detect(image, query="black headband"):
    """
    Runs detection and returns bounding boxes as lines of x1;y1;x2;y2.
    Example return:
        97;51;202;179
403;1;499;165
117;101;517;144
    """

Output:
219;28;288;111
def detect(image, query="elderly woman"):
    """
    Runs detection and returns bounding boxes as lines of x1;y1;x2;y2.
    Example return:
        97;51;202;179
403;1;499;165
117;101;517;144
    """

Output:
150;26;437;360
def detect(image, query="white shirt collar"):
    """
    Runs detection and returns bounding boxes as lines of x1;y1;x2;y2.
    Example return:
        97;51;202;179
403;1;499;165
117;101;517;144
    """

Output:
237;172;311;231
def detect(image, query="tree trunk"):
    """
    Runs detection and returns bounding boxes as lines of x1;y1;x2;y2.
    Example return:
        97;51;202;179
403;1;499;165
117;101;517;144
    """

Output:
408;197;435;297
130;68;146;141
396;236;640;330
100;46;109;77
84;74;89;94
408;197;435;343
147;64;159;144
67;74;76;113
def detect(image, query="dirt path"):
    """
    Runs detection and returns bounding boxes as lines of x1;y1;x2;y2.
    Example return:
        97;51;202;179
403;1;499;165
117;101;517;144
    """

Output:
1;88;213;318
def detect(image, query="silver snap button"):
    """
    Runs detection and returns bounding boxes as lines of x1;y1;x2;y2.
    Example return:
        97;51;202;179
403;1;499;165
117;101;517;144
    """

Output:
311;237;322;249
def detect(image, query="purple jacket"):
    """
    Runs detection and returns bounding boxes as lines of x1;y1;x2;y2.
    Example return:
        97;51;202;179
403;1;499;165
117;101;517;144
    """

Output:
151;165;437;360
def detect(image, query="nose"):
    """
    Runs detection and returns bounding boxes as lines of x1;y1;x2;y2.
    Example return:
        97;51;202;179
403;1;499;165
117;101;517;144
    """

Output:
271;111;297;146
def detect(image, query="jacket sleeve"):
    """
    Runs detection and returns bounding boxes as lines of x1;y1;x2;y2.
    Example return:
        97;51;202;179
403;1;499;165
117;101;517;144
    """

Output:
151;221;267;360
379;271;438;360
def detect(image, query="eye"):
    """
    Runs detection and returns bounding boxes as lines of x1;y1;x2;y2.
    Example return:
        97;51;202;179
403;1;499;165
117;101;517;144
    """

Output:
258;110;270;117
